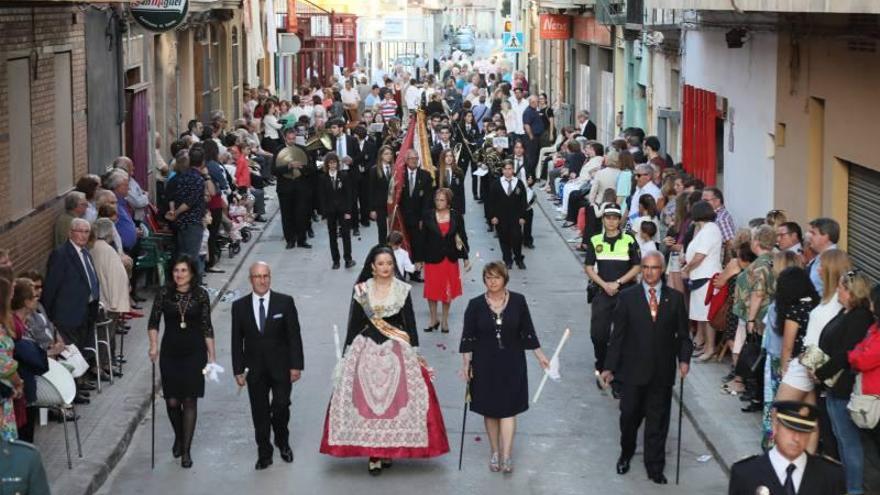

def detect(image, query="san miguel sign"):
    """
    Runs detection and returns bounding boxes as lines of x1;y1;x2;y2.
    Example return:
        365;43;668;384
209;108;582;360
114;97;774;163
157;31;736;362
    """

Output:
539;14;571;40
130;0;189;32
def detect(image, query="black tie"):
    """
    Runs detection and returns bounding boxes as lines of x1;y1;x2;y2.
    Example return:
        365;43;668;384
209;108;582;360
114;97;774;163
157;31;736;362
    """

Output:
259;298;266;334
784;463;796;495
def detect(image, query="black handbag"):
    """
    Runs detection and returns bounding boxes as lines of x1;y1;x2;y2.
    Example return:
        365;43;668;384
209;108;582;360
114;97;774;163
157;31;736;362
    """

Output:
735;332;765;379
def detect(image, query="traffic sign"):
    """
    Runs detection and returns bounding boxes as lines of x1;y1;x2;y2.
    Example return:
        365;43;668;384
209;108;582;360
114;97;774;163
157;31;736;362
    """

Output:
502;32;524;53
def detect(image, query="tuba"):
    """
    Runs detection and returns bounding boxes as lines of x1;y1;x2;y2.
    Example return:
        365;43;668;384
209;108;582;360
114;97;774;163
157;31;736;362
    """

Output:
304;131;332;152
275;143;310;180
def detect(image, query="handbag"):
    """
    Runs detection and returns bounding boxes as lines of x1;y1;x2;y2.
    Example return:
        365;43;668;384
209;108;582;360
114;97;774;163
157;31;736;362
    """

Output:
705;275;731;331
848;373;880;429
735;332;765;379
800;345;843;388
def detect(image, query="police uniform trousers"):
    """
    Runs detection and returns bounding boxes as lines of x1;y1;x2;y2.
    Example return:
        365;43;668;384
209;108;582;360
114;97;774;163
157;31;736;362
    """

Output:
497;219;524;265
325;211;353;263
619;380;673;476
590;291;618;372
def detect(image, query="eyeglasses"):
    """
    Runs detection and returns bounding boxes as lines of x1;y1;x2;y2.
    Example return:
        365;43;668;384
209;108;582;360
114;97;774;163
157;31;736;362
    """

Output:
634;173;644;178
640;265;663;270
71;229;90;234
776;231;791;238
845;269;862;281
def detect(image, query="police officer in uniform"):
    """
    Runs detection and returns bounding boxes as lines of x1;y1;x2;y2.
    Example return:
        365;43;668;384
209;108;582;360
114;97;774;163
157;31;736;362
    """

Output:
0;438;50;494
583;203;641;394
729;400;845;495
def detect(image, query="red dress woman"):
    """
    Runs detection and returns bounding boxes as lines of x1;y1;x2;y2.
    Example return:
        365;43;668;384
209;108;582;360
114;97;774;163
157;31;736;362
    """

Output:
421;188;470;333
320;245;449;475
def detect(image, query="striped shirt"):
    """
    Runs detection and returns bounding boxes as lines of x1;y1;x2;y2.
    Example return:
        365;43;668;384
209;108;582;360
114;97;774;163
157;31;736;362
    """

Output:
378;99;398;119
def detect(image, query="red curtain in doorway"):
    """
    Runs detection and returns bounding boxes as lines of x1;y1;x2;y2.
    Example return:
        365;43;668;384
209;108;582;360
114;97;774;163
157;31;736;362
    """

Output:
127;89;150;191
682;84;717;186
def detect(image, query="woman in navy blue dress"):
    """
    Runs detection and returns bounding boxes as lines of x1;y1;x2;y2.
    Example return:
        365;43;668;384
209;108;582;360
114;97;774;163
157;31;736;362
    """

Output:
459;261;549;474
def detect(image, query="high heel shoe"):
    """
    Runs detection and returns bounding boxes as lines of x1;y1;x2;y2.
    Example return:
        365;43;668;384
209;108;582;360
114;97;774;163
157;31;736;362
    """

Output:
181;451;193;468
424;323;439;333
172;439;182;458
441;325;450;334
696;352;714;362
368;458;382;476
489;452;500;472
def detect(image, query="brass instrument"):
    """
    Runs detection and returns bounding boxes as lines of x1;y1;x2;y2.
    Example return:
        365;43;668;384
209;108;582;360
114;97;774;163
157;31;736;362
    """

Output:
276;144;310;180
483;146;503;175
453;142;463;165
382;120;403;150
304;132;332;152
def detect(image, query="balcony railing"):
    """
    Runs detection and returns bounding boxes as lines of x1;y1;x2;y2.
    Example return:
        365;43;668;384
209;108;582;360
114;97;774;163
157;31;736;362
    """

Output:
645;0;880;14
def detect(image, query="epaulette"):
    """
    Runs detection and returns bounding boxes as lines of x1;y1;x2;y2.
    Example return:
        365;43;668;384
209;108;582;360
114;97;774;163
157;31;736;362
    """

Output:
732;454;761;465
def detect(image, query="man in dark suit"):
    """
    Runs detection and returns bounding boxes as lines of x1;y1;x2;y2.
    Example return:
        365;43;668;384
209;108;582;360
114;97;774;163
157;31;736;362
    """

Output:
577;110;597;140
602;250;692;485
327;119;362;233
400;149;434;281
351;126;376;229
42;218;100;401
368;158;392;246
318;152;356;269
232;262;304;470
273;128;315;249
488;160;528;270
430;125;455;166
729;401;846;495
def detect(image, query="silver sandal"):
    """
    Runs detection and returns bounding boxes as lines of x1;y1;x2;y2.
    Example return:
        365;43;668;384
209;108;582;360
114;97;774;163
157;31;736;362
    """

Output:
489;452;500;472
501;458;513;474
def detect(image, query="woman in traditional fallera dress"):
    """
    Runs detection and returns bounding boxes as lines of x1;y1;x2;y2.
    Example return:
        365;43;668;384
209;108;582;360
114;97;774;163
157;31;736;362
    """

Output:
320;245;450;475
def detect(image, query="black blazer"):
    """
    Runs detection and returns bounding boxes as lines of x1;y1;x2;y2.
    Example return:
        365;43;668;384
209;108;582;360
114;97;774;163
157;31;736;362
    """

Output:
318;170;354;215
368;164;393;214
605;284;692;387
580;120;597;140
430;142;454;168
329;134;361;167
436;167;467;214
400;168;434;225
353;137;378;176
728;452;845;495
41;241;95;328
815;307;874;398
488;177;527;225
231;291;304;376
421;209;469;263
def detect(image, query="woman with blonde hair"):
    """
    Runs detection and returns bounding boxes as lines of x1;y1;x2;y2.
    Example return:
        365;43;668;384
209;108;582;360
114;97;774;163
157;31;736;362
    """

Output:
765;209;787;228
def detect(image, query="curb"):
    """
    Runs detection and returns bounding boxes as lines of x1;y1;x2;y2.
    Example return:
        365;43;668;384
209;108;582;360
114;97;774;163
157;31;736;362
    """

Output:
78;204;281;495
533;190;732;475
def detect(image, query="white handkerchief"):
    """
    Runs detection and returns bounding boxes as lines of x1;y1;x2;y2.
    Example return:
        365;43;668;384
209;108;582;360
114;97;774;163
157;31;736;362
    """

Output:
547;356;561;381
273;313;283;319
202;362;225;383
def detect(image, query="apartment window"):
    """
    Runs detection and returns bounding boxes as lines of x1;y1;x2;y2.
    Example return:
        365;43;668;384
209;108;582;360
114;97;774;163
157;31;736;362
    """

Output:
8;58;33;219
54;52;74;195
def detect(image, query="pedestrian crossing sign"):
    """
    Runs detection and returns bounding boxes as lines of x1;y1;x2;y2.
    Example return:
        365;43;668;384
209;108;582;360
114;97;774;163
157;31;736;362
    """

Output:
502;32;524;53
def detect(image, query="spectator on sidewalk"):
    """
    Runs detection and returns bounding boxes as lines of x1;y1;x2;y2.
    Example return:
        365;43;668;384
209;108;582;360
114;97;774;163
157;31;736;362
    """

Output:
75;174;102;223
91;218;131;316
112;156;150;222
105;170;139;255
17;271;65;359
814;270;874;495
777;221;804;257
626;164;661;225
165;151;207;274
682;201;723;362
702;187;736;245
54;192;88;248
807;218;840;296
0;277;22;441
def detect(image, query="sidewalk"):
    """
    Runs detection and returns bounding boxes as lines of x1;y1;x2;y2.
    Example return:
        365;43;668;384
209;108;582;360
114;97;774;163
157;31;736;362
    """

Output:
35;191;279;495
533;187;762;473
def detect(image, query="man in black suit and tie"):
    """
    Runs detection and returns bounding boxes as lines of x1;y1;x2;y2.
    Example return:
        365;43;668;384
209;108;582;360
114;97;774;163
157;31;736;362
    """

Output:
351;126;376;229
430;125;455;166
368;153;393;246
601;250;691;485
400;149;434;282
577;110;597;140
488;160;528;270
318;152;356;269
231;262;304;470
328;119;362;234
729;401;845;495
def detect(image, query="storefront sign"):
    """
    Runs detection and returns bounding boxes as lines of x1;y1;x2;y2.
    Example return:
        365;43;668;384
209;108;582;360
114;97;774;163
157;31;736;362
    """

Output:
383;18;406;40
573;16;611;46
539;14;570;40
130;0;188;32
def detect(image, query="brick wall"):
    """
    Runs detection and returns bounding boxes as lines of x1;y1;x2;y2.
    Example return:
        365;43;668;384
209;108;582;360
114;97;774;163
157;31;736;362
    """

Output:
0;5;87;273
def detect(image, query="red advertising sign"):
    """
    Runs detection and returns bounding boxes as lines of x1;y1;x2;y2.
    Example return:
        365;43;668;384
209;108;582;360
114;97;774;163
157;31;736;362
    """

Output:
539;14;570;40
287;0;298;32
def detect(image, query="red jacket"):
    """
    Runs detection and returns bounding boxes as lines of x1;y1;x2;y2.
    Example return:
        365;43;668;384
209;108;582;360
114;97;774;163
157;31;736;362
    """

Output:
849;322;880;394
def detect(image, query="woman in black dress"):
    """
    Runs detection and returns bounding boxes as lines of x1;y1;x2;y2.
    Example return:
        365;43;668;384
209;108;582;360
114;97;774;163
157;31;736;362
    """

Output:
147;256;216;468
459;261;549;474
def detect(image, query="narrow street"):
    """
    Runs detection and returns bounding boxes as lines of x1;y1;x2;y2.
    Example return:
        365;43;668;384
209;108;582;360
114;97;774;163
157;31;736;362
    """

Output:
99;183;727;494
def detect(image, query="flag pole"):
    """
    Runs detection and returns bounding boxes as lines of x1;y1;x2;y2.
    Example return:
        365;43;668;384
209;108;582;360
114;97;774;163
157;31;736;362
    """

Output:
532;328;571;404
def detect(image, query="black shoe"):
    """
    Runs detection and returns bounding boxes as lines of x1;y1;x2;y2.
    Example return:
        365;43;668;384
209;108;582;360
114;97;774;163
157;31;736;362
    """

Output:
307;229;315;238
131;294;146;303
255;458;273;470
486;225;494;232
368;458;382;476
205;267;226;273
73;394;90;405
424;323;439;333
280;447;294;463
741;401;763;413
524;243;535;249
286;241;295;250
505;262;513;269
516;260;527;269
48;409;79;423
172;440;182;458
299;242;312;249
380;458;392;468
332;261;341;270
561;222;575;228
353;230;360;237
345;260;357;268
254;215;267;223
79;382;96;392
78;391;90;398
181;452;193;469
616;457;631;475
410;272;423;283
361;221;370;228
649;473;668;484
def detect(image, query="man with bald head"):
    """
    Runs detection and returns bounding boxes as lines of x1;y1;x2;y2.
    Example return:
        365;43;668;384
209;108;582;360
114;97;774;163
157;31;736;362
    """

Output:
603;250;692;485
399;150;434;281
231;262;304;470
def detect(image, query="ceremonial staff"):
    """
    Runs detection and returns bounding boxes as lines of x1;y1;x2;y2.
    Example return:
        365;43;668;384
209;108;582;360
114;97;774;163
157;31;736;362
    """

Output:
151;361;156;469
676;375;684;485
458;364;471;471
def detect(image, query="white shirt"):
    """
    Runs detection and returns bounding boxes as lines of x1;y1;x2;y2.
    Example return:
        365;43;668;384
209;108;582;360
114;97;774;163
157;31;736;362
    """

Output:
404;85;423;110
803;297;843;347
768;447;806;492
394;247;415;275
252;292;271;331
263;114;282;140
341;87;360;106
628;181;662;222
335;135;349;159
500;176;519;195
289;105;313;126
685;222;724;279
508;97;528;134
